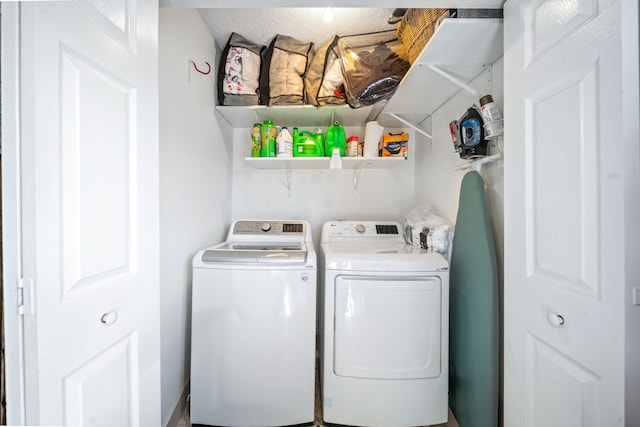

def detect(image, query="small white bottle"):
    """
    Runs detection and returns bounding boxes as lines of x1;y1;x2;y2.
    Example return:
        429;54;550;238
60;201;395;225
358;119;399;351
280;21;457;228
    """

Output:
276;126;293;158
479;95;504;139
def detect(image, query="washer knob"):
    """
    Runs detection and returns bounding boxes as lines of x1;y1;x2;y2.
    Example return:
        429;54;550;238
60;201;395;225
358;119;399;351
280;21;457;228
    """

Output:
355;224;366;233
261;222;271;232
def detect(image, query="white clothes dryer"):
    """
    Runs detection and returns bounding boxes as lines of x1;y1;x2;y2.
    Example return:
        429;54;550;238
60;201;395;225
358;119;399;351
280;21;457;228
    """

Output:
319;221;449;427
190;220;317;427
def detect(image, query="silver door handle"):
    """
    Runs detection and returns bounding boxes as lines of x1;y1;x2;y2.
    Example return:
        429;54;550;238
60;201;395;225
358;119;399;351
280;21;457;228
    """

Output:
101;311;118;326
547;312;565;327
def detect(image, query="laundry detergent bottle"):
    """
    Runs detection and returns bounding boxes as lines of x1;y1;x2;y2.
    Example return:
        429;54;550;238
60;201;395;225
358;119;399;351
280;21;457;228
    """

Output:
276;126;293;157
325;120;346;157
293;128;325;157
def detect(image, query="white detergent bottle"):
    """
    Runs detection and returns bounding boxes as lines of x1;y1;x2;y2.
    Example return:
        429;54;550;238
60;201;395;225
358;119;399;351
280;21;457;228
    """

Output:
276;126;293;158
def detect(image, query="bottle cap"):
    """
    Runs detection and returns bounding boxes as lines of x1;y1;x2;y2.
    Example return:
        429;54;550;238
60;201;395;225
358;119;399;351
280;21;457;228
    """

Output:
479;95;494;106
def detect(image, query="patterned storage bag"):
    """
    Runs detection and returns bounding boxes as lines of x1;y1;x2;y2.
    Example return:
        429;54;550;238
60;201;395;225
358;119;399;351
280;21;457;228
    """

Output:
217;32;264;106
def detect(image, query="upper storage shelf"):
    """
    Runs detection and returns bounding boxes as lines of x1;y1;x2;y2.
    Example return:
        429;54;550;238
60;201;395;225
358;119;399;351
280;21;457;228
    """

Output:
378;18;503;126
216;104;375;128
214;17;503;129
163;1;505;7
413;18;503;65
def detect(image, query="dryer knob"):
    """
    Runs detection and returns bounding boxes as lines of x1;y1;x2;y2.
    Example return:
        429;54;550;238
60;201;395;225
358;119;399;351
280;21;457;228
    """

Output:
261;222;271;232
355;224;366;233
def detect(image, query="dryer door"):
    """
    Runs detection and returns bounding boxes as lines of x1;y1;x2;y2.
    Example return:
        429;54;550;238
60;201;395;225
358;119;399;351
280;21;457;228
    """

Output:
333;275;442;379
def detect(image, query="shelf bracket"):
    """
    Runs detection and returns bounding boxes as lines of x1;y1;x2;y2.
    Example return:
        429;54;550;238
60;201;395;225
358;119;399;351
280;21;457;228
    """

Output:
454;152;503;172
352;167;362;198
427;64;480;97
487;63;493;90
386;113;432;140
286;165;293;197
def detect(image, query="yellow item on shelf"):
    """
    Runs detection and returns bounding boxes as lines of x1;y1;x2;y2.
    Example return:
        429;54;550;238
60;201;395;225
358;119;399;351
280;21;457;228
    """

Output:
382;131;409;157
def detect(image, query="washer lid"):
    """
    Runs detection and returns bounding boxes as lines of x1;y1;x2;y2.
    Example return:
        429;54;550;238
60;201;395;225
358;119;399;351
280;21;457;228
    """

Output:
202;241;308;264
322;241;448;272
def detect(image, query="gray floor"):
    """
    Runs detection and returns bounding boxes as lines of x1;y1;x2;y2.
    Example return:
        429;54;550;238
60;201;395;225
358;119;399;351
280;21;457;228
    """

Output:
179;407;458;427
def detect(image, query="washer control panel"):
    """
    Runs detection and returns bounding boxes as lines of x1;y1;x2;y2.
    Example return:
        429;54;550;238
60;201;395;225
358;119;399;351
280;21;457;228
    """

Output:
232;220;306;236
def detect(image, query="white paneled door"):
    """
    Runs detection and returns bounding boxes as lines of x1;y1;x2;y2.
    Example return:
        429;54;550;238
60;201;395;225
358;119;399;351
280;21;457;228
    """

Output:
19;1;160;425
504;0;625;425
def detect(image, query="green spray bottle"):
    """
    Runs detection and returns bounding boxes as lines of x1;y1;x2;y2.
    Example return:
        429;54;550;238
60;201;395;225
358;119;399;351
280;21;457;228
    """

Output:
325;120;346;157
260;119;276;157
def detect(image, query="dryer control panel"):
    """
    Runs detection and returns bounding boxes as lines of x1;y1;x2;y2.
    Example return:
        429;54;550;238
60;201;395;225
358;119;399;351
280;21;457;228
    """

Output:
321;221;403;242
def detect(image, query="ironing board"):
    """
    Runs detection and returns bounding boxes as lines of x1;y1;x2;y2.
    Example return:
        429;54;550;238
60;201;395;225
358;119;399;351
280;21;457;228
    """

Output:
449;171;499;427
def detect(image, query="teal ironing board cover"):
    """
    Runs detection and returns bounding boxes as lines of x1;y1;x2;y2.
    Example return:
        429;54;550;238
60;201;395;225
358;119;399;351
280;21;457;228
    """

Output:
449;171;499;427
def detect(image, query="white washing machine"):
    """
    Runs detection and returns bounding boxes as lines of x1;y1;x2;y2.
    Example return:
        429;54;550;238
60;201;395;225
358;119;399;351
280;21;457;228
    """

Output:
190;220;317;427
319;221;449;427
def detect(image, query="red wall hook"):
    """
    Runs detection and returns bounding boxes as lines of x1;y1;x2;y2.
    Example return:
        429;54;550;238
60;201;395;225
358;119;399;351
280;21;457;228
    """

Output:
190;60;211;75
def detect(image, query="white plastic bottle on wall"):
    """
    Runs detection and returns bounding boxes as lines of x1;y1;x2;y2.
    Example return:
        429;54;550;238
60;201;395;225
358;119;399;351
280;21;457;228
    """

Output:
276;126;293;157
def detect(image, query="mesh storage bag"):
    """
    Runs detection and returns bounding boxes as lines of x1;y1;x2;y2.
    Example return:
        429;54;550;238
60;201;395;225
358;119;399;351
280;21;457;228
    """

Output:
217;32;264;106
335;30;410;108
304;36;346;106
260;35;314;106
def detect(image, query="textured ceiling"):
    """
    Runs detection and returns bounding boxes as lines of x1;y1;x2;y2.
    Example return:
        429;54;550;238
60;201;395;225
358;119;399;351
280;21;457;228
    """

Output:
198;8;398;51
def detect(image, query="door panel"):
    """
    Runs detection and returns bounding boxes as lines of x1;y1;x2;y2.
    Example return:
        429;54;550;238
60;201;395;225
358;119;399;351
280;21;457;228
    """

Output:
526;64;600;296
525;334;599;427
77;0;136;50
20;1;160;425
504;0;624;425
63;333;139;427
333;275;442;379
60;47;135;299
525;0;597;64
